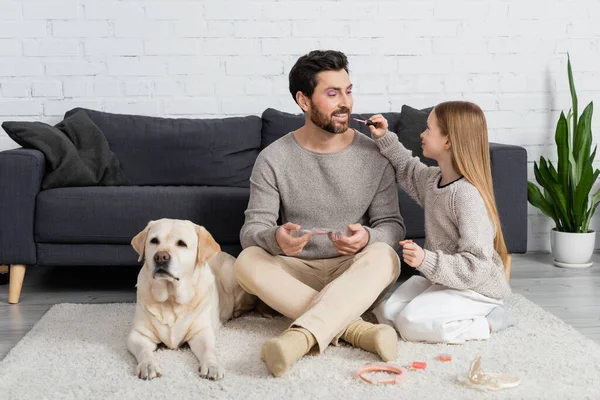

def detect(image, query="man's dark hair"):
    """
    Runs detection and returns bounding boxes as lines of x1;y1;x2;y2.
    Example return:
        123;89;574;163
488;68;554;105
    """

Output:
288;50;349;105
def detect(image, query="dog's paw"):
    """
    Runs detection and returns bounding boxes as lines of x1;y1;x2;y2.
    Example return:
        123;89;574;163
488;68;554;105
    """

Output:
136;358;162;380
198;362;225;380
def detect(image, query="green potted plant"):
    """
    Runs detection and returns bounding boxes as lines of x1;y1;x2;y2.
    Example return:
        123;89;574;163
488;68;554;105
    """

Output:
528;55;599;268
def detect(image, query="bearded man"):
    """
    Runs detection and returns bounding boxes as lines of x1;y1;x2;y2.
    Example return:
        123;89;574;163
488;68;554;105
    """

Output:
235;50;405;376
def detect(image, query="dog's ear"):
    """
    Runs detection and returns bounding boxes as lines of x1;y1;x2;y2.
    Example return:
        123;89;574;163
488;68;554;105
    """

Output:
131;221;154;262
195;225;221;265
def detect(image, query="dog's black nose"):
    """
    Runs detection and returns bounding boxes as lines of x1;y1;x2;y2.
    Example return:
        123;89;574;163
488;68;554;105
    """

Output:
154;251;170;265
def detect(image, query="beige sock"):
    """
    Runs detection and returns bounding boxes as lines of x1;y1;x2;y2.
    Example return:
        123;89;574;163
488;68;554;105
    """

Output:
341;320;398;361
261;327;317;377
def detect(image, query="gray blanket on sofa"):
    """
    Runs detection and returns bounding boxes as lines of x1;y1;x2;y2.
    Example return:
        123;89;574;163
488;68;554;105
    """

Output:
1;110;129;190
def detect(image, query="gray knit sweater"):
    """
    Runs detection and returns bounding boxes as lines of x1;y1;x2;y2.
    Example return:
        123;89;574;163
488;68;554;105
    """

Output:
240;131;406;259
375;131;511;299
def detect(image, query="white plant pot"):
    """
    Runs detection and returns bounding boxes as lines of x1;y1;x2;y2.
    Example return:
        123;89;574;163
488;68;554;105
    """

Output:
550;228;595;268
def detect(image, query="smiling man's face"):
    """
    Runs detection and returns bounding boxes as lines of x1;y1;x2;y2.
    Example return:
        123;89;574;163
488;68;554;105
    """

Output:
306;69;353;134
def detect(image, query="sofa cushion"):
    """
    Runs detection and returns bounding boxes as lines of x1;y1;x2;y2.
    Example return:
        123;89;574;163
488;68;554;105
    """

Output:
36;243;244;266
396;105;437;167
398;188;425;238
64;108;262;187
260;108;304;149
35;186;249;245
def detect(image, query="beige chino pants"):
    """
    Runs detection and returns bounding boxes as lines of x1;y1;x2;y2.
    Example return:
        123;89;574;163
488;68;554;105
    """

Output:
235;242;400;352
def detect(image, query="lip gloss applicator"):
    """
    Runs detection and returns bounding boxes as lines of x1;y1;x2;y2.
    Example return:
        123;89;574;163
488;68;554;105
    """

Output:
353;118;377;127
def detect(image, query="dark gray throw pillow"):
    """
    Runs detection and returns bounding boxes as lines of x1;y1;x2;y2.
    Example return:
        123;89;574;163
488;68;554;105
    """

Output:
395;105;437;167
2;111;129;189
260;108;305;149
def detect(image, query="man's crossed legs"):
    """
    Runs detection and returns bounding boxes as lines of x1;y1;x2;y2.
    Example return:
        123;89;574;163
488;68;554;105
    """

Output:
235;242;400;376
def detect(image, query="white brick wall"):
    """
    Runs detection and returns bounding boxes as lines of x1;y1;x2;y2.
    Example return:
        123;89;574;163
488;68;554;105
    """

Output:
0;0;599;253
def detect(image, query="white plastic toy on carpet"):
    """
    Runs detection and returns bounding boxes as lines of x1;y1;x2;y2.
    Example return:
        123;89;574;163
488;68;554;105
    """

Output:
458;355;521;391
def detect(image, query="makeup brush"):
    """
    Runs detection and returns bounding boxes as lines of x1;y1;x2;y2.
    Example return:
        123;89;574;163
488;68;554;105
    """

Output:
353;118;377;127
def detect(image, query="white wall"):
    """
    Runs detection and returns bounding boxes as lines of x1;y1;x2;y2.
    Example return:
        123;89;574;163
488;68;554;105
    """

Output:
0;0;599;252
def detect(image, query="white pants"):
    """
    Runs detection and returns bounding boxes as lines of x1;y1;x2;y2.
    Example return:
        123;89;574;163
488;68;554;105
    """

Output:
373;276;503;344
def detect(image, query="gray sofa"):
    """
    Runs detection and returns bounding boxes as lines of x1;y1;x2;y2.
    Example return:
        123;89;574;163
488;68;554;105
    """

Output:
0;106;528;303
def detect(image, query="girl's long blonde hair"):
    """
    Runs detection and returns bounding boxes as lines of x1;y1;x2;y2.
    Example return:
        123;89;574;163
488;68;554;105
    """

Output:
434;101;509;270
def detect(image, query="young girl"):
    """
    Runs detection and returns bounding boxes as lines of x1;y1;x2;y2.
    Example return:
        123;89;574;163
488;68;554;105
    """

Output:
369;101;516;344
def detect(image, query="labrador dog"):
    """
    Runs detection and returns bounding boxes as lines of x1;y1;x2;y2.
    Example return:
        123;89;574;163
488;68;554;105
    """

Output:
127;218;257;381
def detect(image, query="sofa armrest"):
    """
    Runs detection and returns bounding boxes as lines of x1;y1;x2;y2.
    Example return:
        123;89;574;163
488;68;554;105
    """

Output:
489;143;528;253
0;148;45;264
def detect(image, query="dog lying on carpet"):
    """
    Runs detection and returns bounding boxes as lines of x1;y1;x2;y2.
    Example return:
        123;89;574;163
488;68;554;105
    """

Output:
127;219;257;381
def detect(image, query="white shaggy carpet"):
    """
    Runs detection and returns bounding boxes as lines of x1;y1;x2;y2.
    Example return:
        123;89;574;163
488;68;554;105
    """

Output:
1;294;600;399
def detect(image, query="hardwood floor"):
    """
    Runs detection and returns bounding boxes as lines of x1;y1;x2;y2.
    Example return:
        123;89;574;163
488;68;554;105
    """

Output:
1;252;599;360
509;253;600;343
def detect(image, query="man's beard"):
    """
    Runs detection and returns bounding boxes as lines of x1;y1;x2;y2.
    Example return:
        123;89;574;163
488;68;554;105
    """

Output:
309;103;350;134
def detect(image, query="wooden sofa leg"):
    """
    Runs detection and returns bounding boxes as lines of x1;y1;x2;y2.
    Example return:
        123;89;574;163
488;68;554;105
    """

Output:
505;254;512;282
8;264;26;304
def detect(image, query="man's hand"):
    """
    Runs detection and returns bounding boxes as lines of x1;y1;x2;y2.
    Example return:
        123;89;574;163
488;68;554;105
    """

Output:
368;114;389;139
276;222;312;256
329;224;369;255
399;240;425;268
